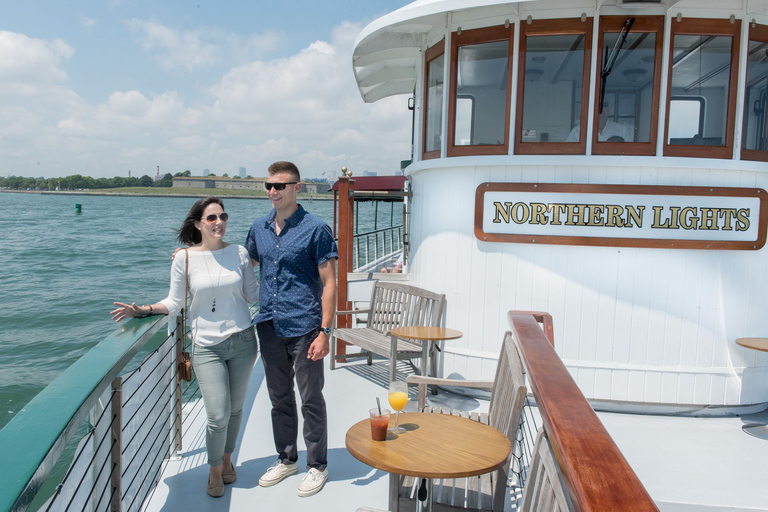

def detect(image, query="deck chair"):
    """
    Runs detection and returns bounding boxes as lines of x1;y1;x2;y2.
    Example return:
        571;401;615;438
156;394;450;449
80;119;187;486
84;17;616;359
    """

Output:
519;428;574;512
390;331;527;512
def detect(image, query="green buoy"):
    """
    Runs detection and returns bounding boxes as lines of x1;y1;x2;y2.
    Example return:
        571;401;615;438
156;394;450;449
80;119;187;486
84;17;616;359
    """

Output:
75;203;82;214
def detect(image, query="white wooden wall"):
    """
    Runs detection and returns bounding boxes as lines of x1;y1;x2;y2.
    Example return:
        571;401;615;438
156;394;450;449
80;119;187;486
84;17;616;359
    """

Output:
407;163;768;406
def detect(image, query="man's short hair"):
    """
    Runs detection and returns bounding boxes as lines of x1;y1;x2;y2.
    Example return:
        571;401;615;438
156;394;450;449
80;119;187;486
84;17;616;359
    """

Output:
268;161;300;182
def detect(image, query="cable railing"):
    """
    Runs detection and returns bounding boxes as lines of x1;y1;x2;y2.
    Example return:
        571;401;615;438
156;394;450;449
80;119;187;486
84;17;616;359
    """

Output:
352;224;403;271
0;314;203;512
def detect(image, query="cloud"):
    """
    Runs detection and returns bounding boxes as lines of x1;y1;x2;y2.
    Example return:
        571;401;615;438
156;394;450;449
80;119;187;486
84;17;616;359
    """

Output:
0;21;412;178
80;16;97;28
127;18;282;72
127;18;220;72
0;31;74;88
205;21;411;174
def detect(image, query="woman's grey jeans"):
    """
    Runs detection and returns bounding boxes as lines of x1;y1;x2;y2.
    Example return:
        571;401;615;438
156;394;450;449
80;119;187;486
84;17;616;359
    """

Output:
192;326;258;467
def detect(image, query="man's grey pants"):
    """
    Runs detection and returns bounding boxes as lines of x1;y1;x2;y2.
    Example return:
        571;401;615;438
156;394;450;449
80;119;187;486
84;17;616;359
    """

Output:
256;320;328;471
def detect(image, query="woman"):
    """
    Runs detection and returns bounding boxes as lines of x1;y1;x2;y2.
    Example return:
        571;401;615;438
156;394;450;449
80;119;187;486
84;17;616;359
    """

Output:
111;196;259;498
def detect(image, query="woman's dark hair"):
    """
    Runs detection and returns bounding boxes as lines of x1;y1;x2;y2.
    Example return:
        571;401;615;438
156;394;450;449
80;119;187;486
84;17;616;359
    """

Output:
178;196;224;246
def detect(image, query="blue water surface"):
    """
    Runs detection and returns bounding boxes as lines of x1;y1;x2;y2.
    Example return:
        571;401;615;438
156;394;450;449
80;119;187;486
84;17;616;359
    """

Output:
0;191;395;429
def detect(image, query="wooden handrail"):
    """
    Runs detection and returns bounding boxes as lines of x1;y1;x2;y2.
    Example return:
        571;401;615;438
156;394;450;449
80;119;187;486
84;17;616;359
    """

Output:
508;311;658;512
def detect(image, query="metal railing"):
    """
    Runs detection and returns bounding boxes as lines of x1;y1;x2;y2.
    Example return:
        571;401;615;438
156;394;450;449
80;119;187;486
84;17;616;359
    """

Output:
352;225;403;270
0;315;200;512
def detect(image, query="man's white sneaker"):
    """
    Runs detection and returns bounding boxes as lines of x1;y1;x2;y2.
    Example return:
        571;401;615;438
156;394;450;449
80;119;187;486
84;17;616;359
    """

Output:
259;460;298;487
297;468;328;497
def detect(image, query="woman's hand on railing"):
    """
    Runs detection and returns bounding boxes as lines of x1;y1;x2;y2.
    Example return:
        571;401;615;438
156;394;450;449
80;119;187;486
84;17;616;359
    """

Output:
111;302;148;321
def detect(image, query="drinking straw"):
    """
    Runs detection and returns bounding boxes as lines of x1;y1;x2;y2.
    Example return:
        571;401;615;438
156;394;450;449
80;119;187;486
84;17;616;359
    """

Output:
376;397;382;415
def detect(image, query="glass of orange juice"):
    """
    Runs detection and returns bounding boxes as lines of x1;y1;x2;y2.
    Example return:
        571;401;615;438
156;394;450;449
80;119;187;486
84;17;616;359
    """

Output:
388;381;407;433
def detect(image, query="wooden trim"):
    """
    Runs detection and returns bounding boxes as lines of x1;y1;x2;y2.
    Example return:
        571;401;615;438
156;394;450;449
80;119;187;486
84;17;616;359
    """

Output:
593;16;664;156
474;182;768;250
508;310;555;345
425;38;444;62
741;148;768;162
750;22;768;41
515;18;594;155
741;23;768;162
422;39;445;160
663;18;741;159
447;25;513;158
508;312;659;512
336;176;354;359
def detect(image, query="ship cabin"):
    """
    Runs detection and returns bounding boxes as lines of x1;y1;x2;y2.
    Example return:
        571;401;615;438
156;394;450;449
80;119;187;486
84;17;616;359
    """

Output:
351;0;768;412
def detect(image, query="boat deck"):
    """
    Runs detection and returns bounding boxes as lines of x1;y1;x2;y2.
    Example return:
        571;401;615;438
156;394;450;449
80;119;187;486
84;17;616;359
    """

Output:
142;355;768;512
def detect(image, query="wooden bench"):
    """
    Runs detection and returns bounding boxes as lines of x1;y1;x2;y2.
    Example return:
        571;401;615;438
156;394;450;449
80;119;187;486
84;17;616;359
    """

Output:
331;281;446;382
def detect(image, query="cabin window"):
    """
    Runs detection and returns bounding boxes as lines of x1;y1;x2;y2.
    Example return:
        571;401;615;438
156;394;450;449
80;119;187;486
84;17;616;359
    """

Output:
447;25;513;157
593;16;664;155
663;18;740;159
741;23;768;162
422;40;445;160
515;18;593;154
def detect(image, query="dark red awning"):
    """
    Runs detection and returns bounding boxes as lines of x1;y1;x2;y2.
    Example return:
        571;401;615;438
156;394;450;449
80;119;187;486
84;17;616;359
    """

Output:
330;175;406;192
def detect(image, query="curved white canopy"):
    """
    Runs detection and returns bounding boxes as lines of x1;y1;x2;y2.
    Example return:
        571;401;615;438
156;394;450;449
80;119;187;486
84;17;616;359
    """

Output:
352;0;538;103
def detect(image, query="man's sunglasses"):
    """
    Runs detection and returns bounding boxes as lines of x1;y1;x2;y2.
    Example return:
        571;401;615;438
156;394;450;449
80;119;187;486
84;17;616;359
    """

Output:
203;213;229;223
265;181;298;191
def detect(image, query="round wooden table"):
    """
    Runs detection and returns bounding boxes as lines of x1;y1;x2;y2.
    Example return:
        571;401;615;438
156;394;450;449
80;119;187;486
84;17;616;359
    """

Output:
389;327;463;386
736;338;768;440
346;412;511;512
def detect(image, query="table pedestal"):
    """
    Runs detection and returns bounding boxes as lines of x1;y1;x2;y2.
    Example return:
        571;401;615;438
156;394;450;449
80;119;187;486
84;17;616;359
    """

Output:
742;424;768;440
417;478;433;512
735;338;768;441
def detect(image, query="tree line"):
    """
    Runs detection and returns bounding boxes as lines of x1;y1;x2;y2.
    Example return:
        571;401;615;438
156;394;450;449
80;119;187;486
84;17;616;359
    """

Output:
0;171;193;191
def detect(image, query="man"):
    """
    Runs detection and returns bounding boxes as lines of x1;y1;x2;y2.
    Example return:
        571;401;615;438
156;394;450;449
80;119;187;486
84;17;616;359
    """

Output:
565;102;634;142
245;161;338;497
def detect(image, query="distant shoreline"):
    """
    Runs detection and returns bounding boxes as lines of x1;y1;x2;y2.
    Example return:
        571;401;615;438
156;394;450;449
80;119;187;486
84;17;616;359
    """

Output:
0;189;334;201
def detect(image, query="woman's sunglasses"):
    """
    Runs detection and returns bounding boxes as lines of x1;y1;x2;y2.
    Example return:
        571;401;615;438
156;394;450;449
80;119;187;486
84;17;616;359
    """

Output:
203;213;229;223
265;181;298;191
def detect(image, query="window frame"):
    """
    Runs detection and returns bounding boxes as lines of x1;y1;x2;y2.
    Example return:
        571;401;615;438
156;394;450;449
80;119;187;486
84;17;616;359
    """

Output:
515;17;593;155
741;23;768;163
663;17;741;159
447;25;513;158
593;16;664;156
422;39;445;161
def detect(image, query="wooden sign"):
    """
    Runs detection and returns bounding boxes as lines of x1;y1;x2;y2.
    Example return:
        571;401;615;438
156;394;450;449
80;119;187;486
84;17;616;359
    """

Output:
474;183;768;250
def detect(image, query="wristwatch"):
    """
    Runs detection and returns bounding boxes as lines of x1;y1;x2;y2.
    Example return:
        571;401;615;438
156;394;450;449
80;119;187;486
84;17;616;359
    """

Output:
321;327;333;335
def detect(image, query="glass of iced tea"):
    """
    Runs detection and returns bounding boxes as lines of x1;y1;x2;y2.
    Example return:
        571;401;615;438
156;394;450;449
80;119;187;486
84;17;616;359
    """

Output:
369;408;390;441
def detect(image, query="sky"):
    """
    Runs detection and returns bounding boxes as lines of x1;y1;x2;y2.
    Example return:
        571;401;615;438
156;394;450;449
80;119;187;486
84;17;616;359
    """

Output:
0;0;414;180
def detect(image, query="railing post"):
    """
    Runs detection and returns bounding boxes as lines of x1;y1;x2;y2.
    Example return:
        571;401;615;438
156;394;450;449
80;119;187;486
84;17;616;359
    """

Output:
336;174;355;359
110;378;122;512
174;315;184;454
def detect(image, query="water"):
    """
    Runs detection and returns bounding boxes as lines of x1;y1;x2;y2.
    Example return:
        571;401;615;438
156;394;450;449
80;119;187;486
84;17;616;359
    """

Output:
0;192;398;430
